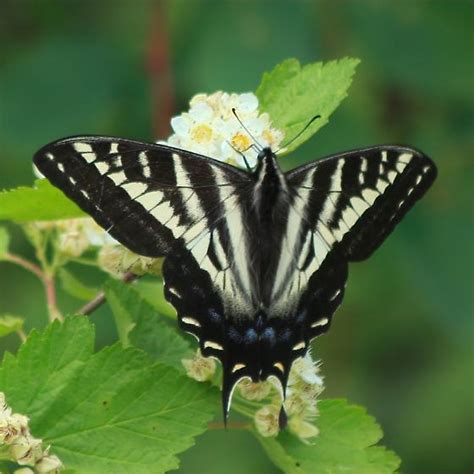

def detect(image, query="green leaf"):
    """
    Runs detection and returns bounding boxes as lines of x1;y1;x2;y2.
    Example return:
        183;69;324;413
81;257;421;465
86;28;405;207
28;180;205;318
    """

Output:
0;179;84;222
105;279;192;369
257;399;401;474
58;268;99;301
135;279;177;319
0;227;10;259
0;315;24;338
256;58;360;153
104;279;136;347
0;317;217;474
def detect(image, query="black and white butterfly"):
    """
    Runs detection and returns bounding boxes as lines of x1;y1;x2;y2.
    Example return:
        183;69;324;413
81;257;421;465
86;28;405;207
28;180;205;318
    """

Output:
33;135;436;424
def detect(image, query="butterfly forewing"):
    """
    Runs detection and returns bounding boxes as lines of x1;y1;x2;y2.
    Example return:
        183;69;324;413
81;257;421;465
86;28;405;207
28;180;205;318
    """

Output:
34;136;251;255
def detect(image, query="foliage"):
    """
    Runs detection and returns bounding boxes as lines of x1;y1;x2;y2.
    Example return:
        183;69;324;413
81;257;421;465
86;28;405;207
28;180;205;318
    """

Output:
258;400;400;474
257;58;359;153
0;180;84;222
0;317;216;473
0;55;421;473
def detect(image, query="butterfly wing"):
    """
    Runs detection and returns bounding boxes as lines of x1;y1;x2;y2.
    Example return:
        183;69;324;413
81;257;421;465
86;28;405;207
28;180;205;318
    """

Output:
33;136;252;256
270;145;437;339
34;135;263;420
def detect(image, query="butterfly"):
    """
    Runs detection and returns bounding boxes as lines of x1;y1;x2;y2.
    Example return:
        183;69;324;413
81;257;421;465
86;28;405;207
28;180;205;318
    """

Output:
33;135;437;424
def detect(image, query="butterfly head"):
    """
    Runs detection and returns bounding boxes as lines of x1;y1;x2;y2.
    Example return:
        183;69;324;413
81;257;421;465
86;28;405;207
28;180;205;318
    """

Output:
256;147;276;163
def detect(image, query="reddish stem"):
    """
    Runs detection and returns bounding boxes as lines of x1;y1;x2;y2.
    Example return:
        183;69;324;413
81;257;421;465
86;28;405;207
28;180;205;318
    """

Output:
4;253;43;280
4;253;63;322
146;4;175;139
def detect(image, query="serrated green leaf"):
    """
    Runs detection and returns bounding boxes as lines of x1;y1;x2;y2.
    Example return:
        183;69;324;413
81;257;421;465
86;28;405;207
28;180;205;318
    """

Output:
0;317;217;474
256;58;360;153
0;179;84;222
257;399;401;474
0;317;94;418
0;315;24;338
58;268;99;301
0;227;10;258
105;279;192;369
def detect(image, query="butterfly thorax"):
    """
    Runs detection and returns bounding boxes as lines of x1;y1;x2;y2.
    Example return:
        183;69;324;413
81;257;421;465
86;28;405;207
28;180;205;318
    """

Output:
252;148;288;220
251;148;290;305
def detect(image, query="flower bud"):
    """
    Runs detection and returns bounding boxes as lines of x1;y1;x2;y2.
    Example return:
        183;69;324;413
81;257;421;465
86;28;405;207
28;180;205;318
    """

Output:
36;453;63;473
255;405;280;437
10;434;42;465
57;226;89;258
288;416;319;443
0;412;22;444
98;245;126;277
239;380;271;401
182;350;216;382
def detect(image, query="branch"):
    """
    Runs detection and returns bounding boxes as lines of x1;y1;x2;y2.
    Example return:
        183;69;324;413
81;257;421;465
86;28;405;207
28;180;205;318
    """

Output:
4;253;43;280
76;272;138;316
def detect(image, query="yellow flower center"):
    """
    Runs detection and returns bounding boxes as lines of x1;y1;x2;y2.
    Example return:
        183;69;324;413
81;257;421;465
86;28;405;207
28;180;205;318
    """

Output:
231;132;252;152
262;130;274;146
191;124;213;143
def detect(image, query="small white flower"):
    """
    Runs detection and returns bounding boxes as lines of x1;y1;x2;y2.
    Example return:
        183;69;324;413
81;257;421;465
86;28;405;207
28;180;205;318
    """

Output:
14;468;35;474
0;410;24;445
0;393;62;471
57;226;89;258
164;91;284;168
238;380;272;401
10;434;43;465
182;350;216;382
288;416;319;443
97;245;162;277
289;352;324;387
254;404;280;438
35;452;63;473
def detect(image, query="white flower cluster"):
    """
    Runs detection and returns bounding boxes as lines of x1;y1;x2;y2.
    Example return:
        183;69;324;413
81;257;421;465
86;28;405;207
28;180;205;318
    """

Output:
0;393;62;473
165;91;285;168
27;218;161;277
28;218;116;259
252;352;324;442
97;245;163;278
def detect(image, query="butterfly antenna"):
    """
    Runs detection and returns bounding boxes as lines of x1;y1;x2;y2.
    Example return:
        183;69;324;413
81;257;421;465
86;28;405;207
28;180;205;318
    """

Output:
232;108;263;150
226;140;252;172
275;114;321;154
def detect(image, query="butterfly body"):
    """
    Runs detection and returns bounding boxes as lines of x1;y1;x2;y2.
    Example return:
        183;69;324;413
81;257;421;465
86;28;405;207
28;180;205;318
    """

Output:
33;135;437;422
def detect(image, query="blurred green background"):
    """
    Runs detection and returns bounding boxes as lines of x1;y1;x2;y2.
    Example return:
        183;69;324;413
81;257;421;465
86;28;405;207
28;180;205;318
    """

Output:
0;1;472;473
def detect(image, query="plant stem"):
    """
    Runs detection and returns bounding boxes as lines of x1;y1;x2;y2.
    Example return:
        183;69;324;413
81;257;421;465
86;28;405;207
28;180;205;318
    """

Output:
44;272;63;322
4;253;43;280
16;329;27;342
4;253;63;322
76;272;138;316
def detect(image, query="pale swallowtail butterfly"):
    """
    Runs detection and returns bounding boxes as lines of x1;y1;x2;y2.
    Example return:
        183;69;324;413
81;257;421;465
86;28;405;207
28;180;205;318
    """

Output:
33;136;437;425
